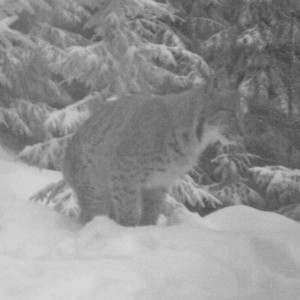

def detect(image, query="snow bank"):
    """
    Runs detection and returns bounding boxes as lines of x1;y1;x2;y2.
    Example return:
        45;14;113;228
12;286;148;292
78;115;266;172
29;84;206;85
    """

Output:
0;154;300;299
0;145;15;161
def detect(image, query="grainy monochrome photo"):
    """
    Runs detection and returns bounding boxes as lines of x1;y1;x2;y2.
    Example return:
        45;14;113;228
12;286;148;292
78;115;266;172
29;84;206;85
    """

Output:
0;0;300;299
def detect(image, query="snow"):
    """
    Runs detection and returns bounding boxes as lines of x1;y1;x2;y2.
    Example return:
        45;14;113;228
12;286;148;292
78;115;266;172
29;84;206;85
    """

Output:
0;147;300;299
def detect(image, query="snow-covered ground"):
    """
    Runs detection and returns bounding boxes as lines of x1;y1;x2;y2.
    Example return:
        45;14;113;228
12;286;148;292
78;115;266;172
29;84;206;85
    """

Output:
1;148;300;300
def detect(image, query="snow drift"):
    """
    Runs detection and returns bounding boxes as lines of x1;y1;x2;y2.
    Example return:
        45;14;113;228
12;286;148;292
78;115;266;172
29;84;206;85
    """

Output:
0;150;300;299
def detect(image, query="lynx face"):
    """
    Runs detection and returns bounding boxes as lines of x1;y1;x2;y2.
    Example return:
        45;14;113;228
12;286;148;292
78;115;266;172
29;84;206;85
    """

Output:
63;87;240;226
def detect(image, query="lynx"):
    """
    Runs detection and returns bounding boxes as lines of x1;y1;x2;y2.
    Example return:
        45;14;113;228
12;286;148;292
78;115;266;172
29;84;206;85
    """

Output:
63;86;240;226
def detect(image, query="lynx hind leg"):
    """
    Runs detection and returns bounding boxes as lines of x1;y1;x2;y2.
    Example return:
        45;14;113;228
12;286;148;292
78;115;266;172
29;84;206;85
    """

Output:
140;186;167;226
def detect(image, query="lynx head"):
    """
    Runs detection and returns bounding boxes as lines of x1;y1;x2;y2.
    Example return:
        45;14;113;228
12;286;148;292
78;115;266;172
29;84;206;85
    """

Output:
195;87;244;149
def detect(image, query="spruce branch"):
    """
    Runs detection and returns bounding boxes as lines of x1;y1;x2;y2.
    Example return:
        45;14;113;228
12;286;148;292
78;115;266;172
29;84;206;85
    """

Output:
0;15;35;48
45;94;93;135
171;174;222;209
30;179;80;217
19;135;73;169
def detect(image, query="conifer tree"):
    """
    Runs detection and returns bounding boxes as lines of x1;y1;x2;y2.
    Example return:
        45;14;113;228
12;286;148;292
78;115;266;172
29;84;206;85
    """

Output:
0;0;87;167
179;0;300;164
0;0;214;216
6;0;210;169
3;0;300;221
167;0;300;219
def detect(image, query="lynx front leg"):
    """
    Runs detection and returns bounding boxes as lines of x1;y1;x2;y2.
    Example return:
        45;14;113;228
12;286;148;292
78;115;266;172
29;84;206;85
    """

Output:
74;182;111;224
140;186;167;225
111;178;143;226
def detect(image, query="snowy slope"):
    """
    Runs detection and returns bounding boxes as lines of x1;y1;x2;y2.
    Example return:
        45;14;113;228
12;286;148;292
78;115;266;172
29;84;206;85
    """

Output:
0;148;300;300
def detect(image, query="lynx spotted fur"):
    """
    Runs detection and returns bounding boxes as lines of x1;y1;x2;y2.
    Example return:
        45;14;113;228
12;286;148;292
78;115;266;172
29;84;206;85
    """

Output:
63;87;240;226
